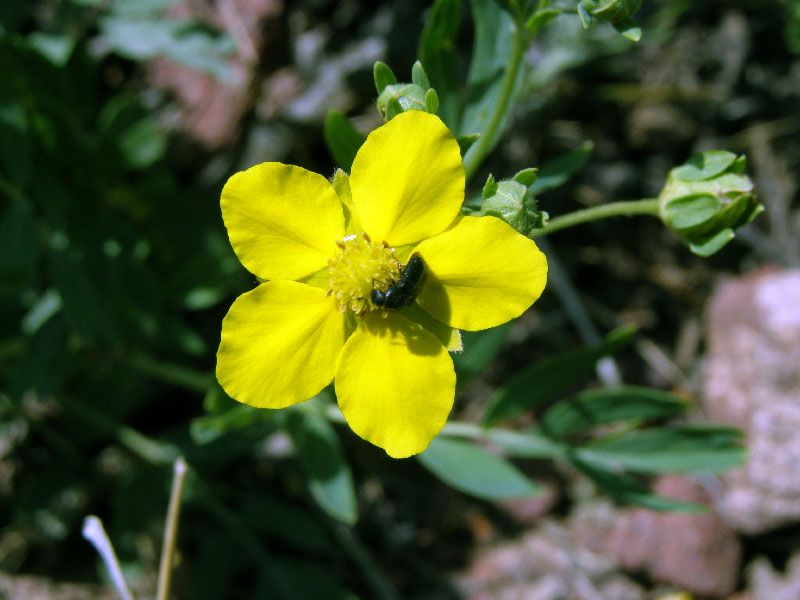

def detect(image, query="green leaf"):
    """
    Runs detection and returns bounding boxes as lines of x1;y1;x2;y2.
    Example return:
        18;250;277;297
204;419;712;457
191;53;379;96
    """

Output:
27;32;76;66
118;117;167;169
487;427;566;459
460;0;515;146
528;141;594;194
672;150;737;181
418;0;462;130
190;404;268;445
662;193;721;229
99;17;235;83
11;315;69;401
288;410;357;524
373;61;397;94
540;386;688;439
482;325;636;426
323;110;366;172
571;453;705;512
0;200;39;277
577;425;745;473
0;100;32;187
418;436;540;500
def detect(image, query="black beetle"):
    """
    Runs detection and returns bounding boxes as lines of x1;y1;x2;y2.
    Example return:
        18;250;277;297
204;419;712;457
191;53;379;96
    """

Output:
371;253;427;309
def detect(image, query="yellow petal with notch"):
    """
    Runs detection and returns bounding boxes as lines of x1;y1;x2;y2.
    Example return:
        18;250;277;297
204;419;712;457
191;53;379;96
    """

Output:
217;281;345;408
335;312;455;458
350;111;463;247
221;163;344;280
415;216;548;331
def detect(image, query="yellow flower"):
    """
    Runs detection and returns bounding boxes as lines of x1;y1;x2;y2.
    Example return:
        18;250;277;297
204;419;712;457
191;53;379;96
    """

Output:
216;111;547;458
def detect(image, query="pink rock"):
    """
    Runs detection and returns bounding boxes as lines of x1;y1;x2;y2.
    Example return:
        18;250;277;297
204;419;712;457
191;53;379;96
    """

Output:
705;268;800;533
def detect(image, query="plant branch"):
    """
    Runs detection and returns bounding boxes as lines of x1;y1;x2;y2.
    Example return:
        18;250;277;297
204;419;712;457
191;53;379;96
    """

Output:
529;198;661;238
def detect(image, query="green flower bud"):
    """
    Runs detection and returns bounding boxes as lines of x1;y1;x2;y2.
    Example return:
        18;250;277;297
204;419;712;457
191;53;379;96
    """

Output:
658;151;763;257
578;0;643;41
374;61;439;121
480;169;548;236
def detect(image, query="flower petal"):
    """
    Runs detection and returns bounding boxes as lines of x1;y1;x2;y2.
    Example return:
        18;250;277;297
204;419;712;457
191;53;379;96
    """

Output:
350;111;463;246
415;216;548;330
335;312;455;458
221;162;345;280
217;281;346;408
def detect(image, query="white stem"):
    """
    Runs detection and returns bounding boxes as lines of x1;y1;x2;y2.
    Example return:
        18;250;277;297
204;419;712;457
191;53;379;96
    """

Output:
82;515;135;600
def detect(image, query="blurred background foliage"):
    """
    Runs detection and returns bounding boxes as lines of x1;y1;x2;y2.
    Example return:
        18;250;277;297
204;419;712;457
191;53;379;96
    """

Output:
0;0;798;598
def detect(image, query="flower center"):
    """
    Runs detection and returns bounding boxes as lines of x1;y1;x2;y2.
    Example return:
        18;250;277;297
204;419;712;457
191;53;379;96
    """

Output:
327;232;401;315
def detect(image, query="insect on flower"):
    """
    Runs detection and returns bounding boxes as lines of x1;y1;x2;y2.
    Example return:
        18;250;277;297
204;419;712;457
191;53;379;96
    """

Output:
371;253;427;309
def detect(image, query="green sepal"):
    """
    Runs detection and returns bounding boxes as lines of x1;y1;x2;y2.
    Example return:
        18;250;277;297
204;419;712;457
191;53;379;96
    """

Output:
479;176;548;235
457;133;480;157
512;167;538;186
373;61;397;94
482;174;498;199
577;2;592;28
384;97;403;121
425;88;439;114
411;60;430;89
613;18;641;41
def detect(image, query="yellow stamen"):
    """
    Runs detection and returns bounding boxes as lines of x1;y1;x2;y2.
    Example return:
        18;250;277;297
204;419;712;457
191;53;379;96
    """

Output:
328;232;400;315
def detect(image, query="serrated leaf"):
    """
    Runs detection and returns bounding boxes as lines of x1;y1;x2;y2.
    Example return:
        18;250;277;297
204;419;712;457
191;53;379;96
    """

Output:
528;141;594;194
540;386;688;439
418;0;462;129
323;110;366;171
418;436;540;500
577;426;745;473
373;61;397;94
288;410;357;524
482;326;636;426
571;454;705;512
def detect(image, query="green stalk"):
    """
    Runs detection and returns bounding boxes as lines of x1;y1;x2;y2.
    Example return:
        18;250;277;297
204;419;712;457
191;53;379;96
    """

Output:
462;24;530;181
529;198;661;238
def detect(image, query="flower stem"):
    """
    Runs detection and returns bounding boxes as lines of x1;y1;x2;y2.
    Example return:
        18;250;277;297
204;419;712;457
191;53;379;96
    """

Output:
529;198;661;238
156;457;188;600
462;24;530;182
